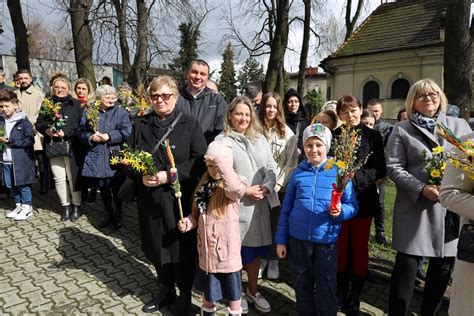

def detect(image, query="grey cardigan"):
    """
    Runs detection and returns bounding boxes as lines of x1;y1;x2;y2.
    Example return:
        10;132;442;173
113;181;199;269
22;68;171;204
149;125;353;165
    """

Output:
216;131;277;247
386;112;471;257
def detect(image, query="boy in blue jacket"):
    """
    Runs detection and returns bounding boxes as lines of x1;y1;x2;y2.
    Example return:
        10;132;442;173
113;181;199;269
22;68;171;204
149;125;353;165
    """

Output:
275;123;358;316
0;89;36;220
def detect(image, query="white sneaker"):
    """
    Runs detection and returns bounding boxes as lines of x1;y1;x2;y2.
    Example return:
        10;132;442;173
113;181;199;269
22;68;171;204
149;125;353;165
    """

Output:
267;260;280;280
258;259;267;279
6;205;22;218
241;293;249;314
15;205;32;221
245;288;271;313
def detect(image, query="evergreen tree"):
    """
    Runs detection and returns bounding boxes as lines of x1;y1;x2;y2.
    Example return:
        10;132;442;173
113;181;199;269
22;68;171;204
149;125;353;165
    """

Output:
237;57;265;94
218;42;237;103
170;22;200;88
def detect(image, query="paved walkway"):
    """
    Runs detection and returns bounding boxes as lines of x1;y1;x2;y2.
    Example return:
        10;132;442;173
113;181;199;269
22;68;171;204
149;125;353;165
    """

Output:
0;186;448;315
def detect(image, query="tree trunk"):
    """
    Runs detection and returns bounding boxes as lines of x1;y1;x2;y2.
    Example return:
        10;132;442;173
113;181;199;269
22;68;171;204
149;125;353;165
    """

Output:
129;0;149;86
263;0;289;95
69;0;96;86
7;0;30;71
112;0;131;83
345;0;364;40
297;0;311;97
443;0;471;119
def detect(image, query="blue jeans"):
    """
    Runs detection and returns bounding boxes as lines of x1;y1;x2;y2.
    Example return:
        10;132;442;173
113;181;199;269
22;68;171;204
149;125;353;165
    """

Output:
288;236;338;316
3;164;32;205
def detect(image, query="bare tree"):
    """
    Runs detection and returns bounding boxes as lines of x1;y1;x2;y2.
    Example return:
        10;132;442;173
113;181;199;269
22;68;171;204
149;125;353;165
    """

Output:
344;0;364;40
7;0;30;70
69;0;96;86
443;0;471;119
297;0;311;96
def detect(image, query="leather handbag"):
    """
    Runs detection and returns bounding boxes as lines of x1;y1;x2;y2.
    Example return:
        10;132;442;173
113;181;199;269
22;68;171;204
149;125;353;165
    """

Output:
457;220;474;263
45;139;71;158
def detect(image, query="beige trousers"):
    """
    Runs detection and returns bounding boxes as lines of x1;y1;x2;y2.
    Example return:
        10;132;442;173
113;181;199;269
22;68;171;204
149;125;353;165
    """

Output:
49;156;81;206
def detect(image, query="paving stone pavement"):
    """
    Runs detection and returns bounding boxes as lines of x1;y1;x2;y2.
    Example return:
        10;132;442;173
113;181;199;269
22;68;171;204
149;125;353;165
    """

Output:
0;185;448;315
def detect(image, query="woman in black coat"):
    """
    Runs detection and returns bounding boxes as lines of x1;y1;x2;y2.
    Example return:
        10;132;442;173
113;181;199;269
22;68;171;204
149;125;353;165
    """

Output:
130;75;207;315
332;95;386;314
35;74;85;222
283;88;310;159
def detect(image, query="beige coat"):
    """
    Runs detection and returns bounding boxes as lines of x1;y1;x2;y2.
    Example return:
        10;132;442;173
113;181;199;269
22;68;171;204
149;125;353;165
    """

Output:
386;112;471;257
16;85;44;151
439;132;474;316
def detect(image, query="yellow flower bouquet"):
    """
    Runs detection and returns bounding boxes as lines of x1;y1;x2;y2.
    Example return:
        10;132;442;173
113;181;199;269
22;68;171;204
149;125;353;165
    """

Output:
117;84;150;116
85;100;100;132
109;145;157;176
421;145;446;185
39;98;65;132
325;123;369;211
436;123;474;180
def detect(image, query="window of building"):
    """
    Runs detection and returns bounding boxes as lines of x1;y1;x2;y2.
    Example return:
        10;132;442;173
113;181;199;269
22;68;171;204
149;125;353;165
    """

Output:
391;78;410;99
326;86;331;101
363;80;380;106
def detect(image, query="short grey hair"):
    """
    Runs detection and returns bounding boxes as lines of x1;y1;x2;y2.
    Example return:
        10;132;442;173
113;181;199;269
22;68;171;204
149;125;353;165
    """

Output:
96;84;116;99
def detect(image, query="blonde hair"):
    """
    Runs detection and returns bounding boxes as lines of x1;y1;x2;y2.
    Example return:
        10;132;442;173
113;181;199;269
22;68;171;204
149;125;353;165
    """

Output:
192;172;229;219
405;78;447;117
72;78;95;101
50;73;71;95
148;75;180;97
223;96;262;142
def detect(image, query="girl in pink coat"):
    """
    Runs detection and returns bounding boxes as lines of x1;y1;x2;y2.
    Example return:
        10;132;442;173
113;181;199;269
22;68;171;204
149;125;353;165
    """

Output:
179;139;247;316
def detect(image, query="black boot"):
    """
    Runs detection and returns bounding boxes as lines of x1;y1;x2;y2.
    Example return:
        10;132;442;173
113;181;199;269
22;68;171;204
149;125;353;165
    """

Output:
142;285;176;313
176;291;193;316
70;205;81;222
98;208;114;228
87;188;97;203
113;208;123;229
200;305;216;316
343;275;366;315
60;205;71;222
337;272;349;310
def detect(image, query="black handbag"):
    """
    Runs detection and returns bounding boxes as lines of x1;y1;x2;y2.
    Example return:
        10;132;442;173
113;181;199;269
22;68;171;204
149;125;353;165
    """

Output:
45;139;71;158
118;112;182;202
457;220;474;263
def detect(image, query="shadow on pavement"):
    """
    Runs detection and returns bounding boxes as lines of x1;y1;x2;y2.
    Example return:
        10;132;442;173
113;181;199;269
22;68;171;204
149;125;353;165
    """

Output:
55;226;158;303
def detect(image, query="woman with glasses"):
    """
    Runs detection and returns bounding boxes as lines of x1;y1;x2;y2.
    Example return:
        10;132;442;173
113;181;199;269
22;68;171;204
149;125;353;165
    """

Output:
36;74;85;222
131;76;207;315
386;78;471;315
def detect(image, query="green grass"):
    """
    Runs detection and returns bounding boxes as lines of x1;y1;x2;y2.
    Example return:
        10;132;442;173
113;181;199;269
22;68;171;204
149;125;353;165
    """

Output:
368;181;397;273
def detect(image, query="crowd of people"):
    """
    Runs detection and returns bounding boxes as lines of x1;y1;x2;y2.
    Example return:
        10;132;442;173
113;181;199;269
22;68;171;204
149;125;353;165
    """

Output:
0;62;472;316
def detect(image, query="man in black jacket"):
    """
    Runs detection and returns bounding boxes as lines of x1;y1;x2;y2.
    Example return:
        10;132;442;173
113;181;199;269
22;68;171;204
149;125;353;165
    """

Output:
177;60;228;144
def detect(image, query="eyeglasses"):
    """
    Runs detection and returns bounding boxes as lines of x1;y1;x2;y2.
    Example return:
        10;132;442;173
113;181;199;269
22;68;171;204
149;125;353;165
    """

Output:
415;91;439;102
150;93;173;101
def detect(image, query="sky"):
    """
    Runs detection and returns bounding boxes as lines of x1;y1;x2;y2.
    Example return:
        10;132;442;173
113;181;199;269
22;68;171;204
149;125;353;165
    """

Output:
0;0;381;76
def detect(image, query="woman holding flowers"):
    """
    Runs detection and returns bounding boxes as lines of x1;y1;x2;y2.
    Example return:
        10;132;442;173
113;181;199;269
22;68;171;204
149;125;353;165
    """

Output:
130;76;206;315
216;96;277;313
333;95;386;315
77;84;131;229
386;78;471;316
36;74;85;222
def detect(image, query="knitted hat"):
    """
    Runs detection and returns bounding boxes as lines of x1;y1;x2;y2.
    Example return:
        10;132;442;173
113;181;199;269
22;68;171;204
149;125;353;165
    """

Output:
205;139;233;160
302;123;332;152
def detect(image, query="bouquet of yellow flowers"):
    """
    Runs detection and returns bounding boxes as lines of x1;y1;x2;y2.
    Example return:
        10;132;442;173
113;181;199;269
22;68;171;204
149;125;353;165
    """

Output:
117;84;150;116
109;145;157;176
85;100;100;132
421;145;446;185
325;123;370;210
436;123;474;180
39;98;65;132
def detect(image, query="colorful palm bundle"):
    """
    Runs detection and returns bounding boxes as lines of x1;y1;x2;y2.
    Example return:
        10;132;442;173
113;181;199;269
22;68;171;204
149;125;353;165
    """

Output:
39;98;65;132
109;145;157;176
85;100;100;132
117;87;139;113
325;123;370;211
164;139;184;220
436;123;474;180
421;145;446;185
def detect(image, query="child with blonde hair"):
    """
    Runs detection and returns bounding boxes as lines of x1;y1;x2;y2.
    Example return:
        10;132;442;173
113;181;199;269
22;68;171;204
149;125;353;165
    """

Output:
179;139;247;315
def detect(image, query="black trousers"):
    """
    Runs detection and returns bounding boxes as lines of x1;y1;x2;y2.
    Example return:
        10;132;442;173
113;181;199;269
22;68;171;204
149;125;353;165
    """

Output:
388;252;454;316
154;231;197;293
374;183;385;234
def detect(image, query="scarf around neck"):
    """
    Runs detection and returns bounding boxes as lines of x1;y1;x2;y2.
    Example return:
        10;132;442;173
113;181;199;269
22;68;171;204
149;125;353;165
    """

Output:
410;110;439;134
194;177;218;215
